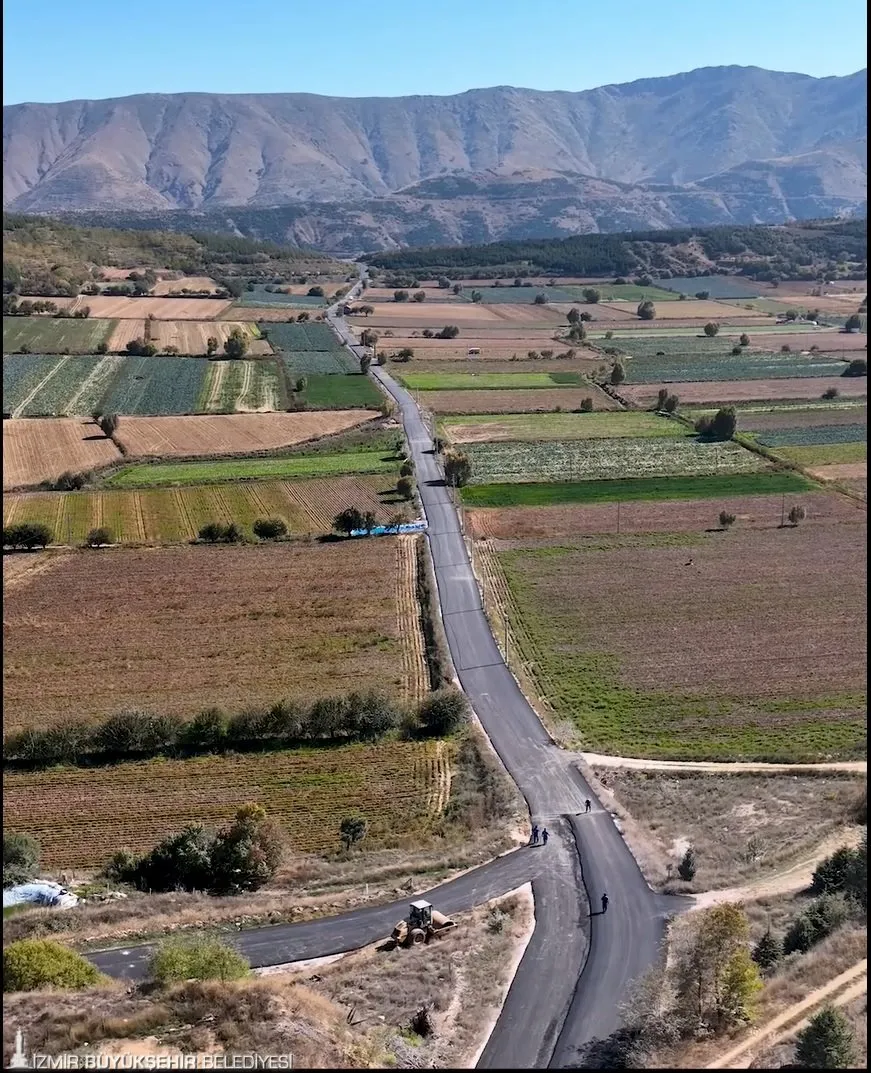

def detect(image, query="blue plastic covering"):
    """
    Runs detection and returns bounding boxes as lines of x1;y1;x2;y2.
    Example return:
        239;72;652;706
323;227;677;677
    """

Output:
3;881;78;909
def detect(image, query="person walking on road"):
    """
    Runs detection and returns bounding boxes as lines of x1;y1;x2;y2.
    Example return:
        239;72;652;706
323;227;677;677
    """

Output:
585;799;592;813
541;828;549;845
601;892;609;914
531;824;539;845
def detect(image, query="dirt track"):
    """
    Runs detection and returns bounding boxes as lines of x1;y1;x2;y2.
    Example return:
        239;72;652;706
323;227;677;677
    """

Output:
580;752;867;773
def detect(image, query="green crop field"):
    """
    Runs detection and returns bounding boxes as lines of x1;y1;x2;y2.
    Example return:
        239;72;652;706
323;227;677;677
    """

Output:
464;285;578;303
261;322;343;352
300;373;384;409
3;354;124;417
563;284;680;303
99;356;210;415
659;276;763;299
754;424;866;448
493;526;865;761
442;411;687;442
621;352;847;384
590;323;827;339
236;284;326;307
460;471;814;507
104;449;398;488
771;442;867;466
398;371;583;390
462;436;767;484
280;351;359;376
200;359;283;413
3;317;116;354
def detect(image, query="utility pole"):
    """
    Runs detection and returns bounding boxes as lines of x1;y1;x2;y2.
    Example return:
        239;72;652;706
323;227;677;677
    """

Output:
780;493;785;528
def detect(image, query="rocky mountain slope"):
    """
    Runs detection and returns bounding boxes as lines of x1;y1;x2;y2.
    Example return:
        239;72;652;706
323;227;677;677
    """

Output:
4;66;866;249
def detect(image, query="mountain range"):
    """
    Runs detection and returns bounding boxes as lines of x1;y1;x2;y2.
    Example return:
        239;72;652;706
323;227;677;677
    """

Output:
3;65;866;251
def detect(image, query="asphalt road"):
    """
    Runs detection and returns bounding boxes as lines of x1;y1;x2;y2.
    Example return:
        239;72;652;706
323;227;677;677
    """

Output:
90;280;689;1067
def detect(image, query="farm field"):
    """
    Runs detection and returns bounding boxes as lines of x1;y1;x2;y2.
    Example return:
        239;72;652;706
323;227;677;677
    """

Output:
151;276;220;295
236;284;327;307
5;473;407;546
404;355;604;377
442;411;684;443
371;330;572;355
659;276;763;299
3;316;115;354
115;411;378;457
768;441;867;466
261;322;345;352
695;403;867;432
562;283;681;303
71;295;234;319
741;331;868;352
621;377;867;406
488;517;866;760
106;320;146;352
419;386;619;414
149;321;270;356
279;351;359;376
462;436;767;484
3;739;449;868
600;299;767;320
766;294;865;315
467;489;857;541
200;359;283;413
104;448;398;487
1;539;428;730
300;373;385;409
3;418;121;489
608;335;822;360
460;471;812;507
397;371;585;390
588;322;834;339
460;286;579;303
616;348;847;383
4;474;404;546
99;355;209;415
807;462;867;496
349;304;507;326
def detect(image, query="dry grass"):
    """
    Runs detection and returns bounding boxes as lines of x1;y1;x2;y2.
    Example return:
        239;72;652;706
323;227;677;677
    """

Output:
115;411;377;457
622;377;867;405
3;418;121;489
106;319;147;351
147;321;271;355
78;296;234;320
601;299;770;320
349;304;506;326
151;276;220;295
1;540;426;730
586;767;865;892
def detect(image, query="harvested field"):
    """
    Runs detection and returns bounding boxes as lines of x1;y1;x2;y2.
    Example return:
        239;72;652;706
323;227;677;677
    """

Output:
734;404;867;433
3;739;448;868
2;418;121;489
807;461;867;486
201;360;283;414
490;517;866;760
148;321;270;356
106;319;146;352
399;371;585;390
600;299;769;320
225;307;320;322
621;377;867;406
443;411;679;443
4;474;404;546
420;386;619;414
2;550;68;590
79;296;233;319
3;316;115;354
767;295;865;315
114;411;377;458
486;303;567;324
772;441;866;466
151;276;220;295
408;356;604;377
349;304;505;326
743;331;869;352
467;490;859;540
592;768;865;891
1;539;428;730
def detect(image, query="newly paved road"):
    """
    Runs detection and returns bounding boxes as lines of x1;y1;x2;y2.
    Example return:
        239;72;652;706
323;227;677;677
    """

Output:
90;281;689;1067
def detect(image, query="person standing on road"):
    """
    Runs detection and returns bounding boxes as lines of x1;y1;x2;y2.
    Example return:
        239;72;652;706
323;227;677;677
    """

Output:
531;824;539;845
601;892;609;913
585;799;592;813
541;828;549;845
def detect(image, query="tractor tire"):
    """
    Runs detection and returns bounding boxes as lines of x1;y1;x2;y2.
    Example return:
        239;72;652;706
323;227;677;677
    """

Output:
409;928;426;946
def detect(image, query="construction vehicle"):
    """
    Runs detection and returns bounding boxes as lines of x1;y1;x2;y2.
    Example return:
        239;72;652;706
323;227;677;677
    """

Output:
387;900;457;948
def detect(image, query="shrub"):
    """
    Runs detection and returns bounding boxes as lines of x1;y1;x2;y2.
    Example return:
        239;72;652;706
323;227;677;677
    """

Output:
334;507;364;536
781;344;792;352
253;517;288;541
436;325;460;339
843;358;867;377
177;708;227;753
397;476;414;500
4;939;106;992
751;928;782;972
582;288;601;303
610;361;626;386
209;803;284;895
95;341;109;354
703;322;719;337
2;522;53;549
783;894;849;955
150;935;251;985
198;522;225;543
399;461;414;478
811;840;866;906
224;522;245;544
719;511;736;529
787;505;806;527
731;345;742;355
579;397;594;412
54;470;90;491
695;407;737;441
677;846;697;881
822;387;839;399
844;314;862;332
3;832;40;888
417;689;470;737
339;815;368;850
695;291;710;300
84;526;114;548
739;333;750;346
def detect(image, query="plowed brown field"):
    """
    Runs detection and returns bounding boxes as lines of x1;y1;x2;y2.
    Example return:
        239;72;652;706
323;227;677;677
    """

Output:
622;378;868;406
600;299;769;320
148;321;271;355
115;411;377;456
3;418;122;489
2;539;428;730
468;491;863;540
106;320;147;351
420;386;619;414
744;331;868;352
739;406;867;432
350;303;505;326
81;296;233;319
151;276;220;295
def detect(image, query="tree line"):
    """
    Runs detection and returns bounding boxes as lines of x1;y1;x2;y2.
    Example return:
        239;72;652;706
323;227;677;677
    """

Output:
3;687;470;771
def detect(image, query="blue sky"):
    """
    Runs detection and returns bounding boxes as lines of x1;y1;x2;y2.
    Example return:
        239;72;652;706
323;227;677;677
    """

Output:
3;0;866;104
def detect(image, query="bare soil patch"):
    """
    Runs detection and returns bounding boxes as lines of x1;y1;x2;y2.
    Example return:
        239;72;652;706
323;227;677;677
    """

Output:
467;491;860;541
586;765;864;892
151;276;220;295
622;377;867;406
114;411;376;458
746;331;868;352
1;540;425;730
2;550;68;590
807;461;867;481
3;418;121;489
601;299;770;320
350;304;505;326
420;386;618;414
82;296;233;320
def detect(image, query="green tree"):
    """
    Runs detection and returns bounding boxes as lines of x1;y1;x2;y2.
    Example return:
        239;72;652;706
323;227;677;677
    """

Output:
664;393;679;413
209;803;283;894
844;314;861;332
567;307;581;325
198;522;225;543
678;846;697;881
253;517;288;540
2;522;53;549
795;1006;856;1068
843;358;866;376
610;361;626;386
703;322;720;337
397;476;415;500
399;461;414;478
3;832;40;888
417;689;470;736
811;840;866;906
4;939;107;992
696;407;736;441
444;450;472;487
412;290;426;302
452;283;463;295
739;333;750;346
696;291;711;300
783;894;849;954
568;323;587;343
676;902;751;1025
719;947;763;1025
582;288;601;304
437;325;460;339
579;397;594;412
394;290;409;302
85;526;114;547
206;335;219;356
437;277;451;289
470;290;483;303
150;935;251;986
223;328;249;359
533;293;548;305
339;815;368;850
307;286;324;297
98;413;119;438
751;928;782;972
637;300;656;320
334;507;364;536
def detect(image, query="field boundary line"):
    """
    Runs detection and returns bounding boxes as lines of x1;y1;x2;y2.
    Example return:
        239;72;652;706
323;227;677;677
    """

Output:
11;356;65;418
579;752;867;773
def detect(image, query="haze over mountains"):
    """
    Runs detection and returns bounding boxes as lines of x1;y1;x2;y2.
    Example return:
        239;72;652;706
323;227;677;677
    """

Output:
3;65;866;251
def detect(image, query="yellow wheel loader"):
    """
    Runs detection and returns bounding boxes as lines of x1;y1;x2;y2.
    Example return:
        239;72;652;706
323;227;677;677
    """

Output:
388;900;457;948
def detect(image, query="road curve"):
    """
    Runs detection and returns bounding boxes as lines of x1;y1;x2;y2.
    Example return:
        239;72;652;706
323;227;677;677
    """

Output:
89;282;688;1068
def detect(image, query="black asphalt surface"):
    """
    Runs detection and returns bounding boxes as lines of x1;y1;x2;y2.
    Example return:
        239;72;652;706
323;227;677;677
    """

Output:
89;280;690;1067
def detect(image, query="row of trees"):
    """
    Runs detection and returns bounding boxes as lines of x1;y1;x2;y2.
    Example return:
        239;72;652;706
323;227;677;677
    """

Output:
3;688;471;771
198;517;288;543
